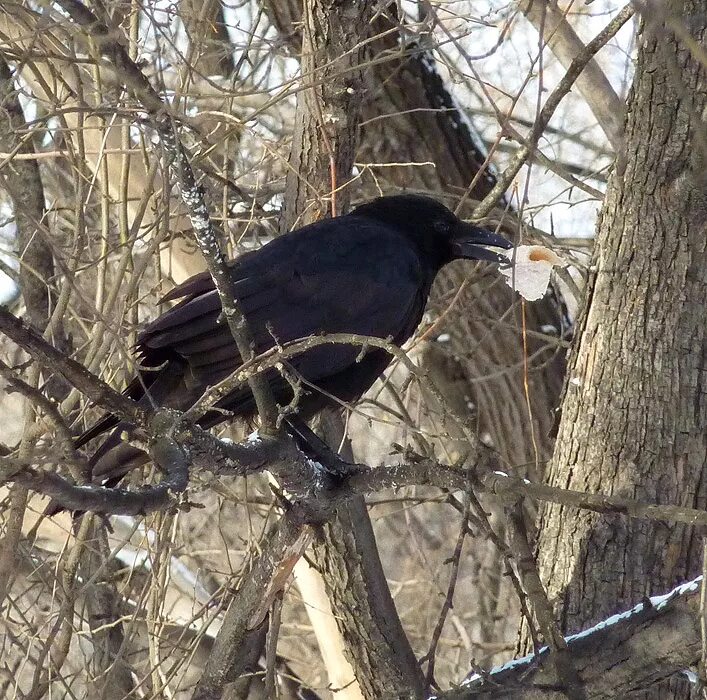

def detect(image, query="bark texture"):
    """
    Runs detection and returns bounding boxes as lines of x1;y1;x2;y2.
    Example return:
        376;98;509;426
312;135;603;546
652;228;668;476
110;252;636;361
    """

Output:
448;579;703;699
274;2;427;697
279;0;372;230
314;495;427;698
527;4;707;698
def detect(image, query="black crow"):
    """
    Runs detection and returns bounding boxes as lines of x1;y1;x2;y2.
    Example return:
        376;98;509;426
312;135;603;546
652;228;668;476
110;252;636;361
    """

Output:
78;194;511;479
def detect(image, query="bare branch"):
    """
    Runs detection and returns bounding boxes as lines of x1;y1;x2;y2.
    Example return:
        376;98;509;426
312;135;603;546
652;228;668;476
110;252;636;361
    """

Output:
443;577;703;699
10;433;188;515
519;0;626;151
473;4;633;219
54;0;279;427
0;306;145;426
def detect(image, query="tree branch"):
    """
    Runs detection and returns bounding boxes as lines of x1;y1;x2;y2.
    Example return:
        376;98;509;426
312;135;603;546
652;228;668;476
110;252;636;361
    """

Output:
518;0;626;152
0;306;145;426
473;4;633;219
4;305;707;531
54;0;278;427
442;577;703;698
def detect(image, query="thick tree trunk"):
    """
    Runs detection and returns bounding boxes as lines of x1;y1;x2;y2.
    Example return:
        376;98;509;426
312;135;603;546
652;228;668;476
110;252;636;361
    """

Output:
264;0;566;671
279;0;369;230
275;2;427;697
526;4;707;698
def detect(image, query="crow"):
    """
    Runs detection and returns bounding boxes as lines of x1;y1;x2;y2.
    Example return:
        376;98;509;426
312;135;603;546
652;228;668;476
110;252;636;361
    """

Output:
77;194;512;481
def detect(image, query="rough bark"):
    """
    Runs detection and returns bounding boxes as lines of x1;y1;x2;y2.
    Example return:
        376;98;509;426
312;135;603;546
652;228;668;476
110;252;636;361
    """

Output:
314;496;426;698
275;1;427;697
526;4;707;699
279;0;371;230
315;416;427;699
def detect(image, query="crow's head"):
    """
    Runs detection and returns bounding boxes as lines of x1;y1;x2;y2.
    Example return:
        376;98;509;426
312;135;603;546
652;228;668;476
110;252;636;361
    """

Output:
350;194;512;268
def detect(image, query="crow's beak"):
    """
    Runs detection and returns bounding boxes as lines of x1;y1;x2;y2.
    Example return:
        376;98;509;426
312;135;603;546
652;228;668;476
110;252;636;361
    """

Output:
450;221;513;264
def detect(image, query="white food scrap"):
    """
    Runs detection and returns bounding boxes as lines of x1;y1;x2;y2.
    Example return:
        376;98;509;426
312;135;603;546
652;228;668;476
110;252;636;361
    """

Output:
499;245;567;301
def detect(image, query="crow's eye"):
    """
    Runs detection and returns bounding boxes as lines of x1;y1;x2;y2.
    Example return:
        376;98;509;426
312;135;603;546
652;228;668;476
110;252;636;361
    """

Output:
432;219;451;234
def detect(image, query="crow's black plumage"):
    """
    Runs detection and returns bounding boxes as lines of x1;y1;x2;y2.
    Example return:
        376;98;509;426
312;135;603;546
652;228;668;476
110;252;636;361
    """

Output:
79;194;512;480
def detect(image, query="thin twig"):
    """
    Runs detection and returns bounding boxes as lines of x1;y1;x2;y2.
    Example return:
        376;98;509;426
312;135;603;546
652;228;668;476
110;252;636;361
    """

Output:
265;592;284;699
54;0;278;428
423;495;471;692
472;4;634;219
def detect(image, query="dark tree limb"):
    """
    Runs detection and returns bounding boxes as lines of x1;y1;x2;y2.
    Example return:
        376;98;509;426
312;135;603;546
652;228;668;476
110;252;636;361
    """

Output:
5;306;707;530
192;510;311;700
9;410;707;528
0;56;52;326
9;434;188;516
440;577;703;699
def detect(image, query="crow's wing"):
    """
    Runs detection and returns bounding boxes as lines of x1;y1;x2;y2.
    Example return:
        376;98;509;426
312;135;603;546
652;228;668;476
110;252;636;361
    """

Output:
68;218;430;486
137;217;427;400
78;217;428;450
